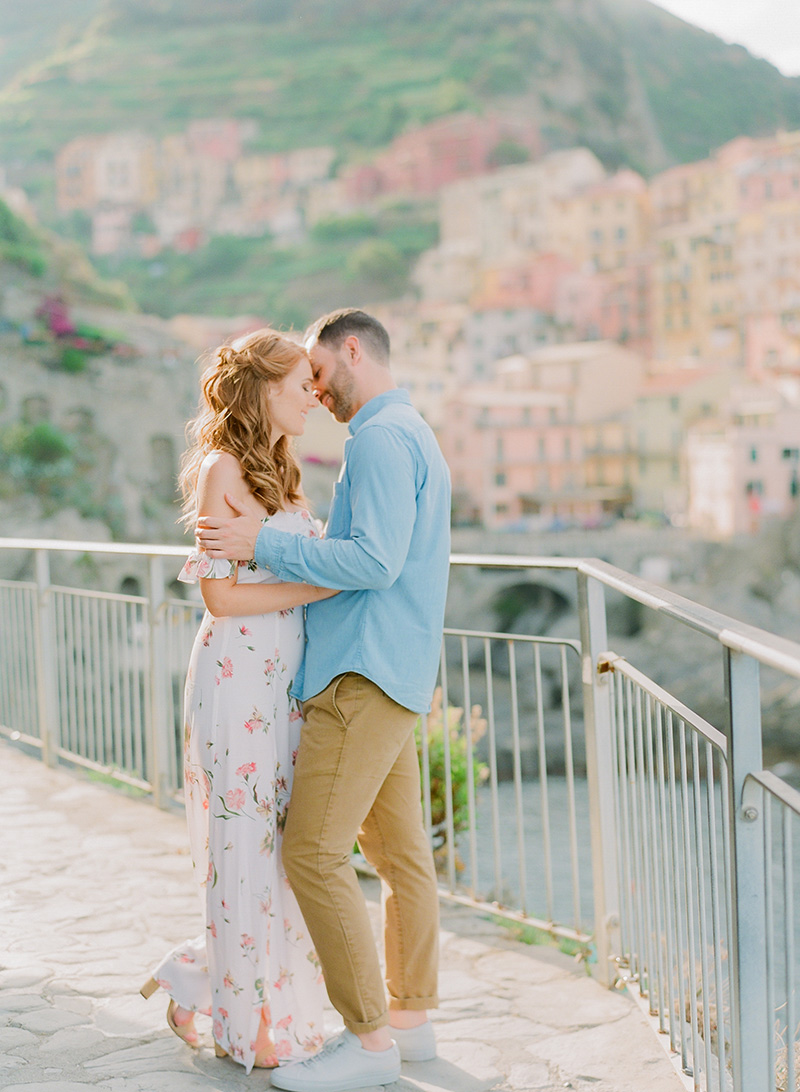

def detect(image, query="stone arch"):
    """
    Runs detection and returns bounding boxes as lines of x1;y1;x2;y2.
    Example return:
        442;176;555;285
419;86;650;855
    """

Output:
491;580;572;634
119;575;142;597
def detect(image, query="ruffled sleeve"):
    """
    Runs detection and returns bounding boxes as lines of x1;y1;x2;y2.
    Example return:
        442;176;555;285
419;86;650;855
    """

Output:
177;549;236;584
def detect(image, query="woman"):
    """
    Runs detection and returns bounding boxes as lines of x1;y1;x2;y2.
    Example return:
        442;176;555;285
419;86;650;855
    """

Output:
140;329;336;1072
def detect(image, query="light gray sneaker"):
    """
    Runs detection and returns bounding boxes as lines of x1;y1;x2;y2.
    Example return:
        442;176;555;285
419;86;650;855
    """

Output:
390;1021;437;1062
270;1030;401;1092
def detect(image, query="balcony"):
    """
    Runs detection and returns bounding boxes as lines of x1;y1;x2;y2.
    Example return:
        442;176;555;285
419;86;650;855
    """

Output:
2;536;800;1092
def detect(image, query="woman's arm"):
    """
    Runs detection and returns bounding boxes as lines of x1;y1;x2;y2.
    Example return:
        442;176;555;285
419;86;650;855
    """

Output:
194;452;339;618
201;578;338;618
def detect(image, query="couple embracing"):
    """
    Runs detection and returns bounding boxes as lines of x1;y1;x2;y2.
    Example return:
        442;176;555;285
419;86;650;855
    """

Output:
140;308;451;1091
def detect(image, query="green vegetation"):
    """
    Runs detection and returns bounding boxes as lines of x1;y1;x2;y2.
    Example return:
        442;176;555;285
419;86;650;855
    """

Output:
416;688;487;864
83;767;150;798
609;0;800;163
488;914;594;966
95;204;438;325
0;420;75;502
58;346;88;373
0;412;121;532
0;0;798;179
0;199;47;276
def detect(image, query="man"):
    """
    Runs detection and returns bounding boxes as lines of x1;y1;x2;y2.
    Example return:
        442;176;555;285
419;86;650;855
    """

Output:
196;308;451;1092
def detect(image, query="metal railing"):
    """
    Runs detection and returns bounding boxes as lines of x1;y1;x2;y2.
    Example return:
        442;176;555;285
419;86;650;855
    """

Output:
1;537;800;1092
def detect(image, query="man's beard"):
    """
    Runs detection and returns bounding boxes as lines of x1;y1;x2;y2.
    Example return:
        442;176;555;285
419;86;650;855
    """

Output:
326;360;357;422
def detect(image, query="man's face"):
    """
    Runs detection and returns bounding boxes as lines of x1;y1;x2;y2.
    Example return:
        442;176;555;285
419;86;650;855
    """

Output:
309;342;358;423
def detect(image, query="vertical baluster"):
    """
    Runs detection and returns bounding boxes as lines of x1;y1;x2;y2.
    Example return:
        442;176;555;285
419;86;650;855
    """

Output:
724;648;769;1092
783;808;795;1092
704;743;729;1087
666;711;690;1075
439;638;456;892
483;638;503;904
560;645;582;933
655;703;679;1051
34;550;59;764
461;634;478;901
508;640;527;917
577;571;619;987
691;732;715;1088
534;643;554;922
644;694;666;1025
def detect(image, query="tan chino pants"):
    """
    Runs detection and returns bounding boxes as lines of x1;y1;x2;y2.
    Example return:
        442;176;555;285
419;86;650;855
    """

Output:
282;673;439;1034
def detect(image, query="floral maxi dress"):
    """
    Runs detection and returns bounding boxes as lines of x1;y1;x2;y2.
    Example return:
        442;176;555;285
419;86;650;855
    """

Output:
149;510;325;1072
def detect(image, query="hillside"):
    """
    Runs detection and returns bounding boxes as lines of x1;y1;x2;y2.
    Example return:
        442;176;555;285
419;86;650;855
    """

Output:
1;0;799;193
0;198;201;545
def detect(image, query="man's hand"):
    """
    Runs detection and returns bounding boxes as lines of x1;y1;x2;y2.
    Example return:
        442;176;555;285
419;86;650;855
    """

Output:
196;495;263;560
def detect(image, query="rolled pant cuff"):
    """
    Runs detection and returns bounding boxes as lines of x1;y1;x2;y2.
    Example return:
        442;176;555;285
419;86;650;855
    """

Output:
344;1013;390;1035
388;996;438;1011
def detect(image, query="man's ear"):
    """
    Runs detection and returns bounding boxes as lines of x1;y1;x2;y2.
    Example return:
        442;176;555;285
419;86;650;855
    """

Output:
343;335;361;366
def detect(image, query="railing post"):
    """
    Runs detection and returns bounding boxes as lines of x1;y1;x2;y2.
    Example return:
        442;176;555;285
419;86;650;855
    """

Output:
724;648;770;1092
34;549;60;766
577;570;620;987
147;555;171;809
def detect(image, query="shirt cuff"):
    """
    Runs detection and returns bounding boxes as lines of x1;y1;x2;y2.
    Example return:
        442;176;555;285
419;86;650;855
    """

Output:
254;524;284;574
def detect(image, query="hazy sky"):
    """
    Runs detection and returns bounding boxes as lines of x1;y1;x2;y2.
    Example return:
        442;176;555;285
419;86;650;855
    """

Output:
648;1;800;77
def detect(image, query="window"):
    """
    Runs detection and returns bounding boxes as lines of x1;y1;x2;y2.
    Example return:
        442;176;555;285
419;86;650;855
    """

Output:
750;447;758;463
495;471;506;486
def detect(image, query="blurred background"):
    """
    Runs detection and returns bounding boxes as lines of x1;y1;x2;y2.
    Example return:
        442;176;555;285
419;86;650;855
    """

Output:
2;0;800;666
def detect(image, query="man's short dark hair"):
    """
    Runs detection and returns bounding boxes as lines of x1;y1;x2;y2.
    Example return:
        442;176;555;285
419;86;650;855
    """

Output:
305;308;390;366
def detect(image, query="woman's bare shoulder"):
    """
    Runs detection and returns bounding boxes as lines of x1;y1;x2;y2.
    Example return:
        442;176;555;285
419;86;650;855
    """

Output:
198;451;246;487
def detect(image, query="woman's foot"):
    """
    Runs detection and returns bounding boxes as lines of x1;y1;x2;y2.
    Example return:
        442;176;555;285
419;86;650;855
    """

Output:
253;1012;279;1068
167;999;199;1048
215;1013;278;1068
140;978;199;1050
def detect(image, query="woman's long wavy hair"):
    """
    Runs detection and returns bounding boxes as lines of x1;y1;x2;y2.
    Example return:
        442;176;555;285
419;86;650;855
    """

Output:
179;328;308;523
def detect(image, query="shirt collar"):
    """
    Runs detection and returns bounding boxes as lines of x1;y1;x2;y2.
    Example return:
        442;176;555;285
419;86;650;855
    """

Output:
348;389;411;435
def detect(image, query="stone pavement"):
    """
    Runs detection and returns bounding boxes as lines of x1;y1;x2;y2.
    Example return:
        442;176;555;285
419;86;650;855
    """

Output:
0;740;685;1092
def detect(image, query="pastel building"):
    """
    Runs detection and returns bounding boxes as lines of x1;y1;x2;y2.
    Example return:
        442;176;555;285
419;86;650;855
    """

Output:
687;384;800;537
440;341;645;529
437;148;605;267
343;112;540;203
632;367;733;520
56;132;158;216
372;300;469;429
551;169;651;273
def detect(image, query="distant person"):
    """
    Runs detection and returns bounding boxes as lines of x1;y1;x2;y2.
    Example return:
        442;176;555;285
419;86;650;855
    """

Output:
141;329;337;1072
196;308;452;1092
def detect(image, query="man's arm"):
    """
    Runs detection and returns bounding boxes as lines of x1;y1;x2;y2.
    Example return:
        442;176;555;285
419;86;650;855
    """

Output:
198;428;417;590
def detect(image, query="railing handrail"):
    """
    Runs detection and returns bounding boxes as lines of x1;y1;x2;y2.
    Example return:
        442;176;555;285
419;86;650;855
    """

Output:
452;552;800;681
0;537;190;557
4;537;800;680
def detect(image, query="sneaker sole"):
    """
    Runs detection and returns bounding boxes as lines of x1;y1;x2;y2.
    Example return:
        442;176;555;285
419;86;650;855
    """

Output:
398;1046;436;1062
270;1065;401;1092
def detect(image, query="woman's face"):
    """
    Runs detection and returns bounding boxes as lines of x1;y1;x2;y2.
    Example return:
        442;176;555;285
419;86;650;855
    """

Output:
268;356;319;446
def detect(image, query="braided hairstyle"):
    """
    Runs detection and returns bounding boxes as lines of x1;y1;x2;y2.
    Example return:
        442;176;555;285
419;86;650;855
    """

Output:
179;328;307;522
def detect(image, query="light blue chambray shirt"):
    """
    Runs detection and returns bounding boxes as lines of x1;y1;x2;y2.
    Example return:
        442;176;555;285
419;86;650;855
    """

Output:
253;389;451;714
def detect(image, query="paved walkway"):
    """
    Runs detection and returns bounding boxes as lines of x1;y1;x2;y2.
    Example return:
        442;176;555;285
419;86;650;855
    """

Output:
0;741;685;1092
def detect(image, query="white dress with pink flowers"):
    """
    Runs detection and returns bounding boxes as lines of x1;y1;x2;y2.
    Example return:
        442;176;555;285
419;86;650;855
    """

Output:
149;509;326;1072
